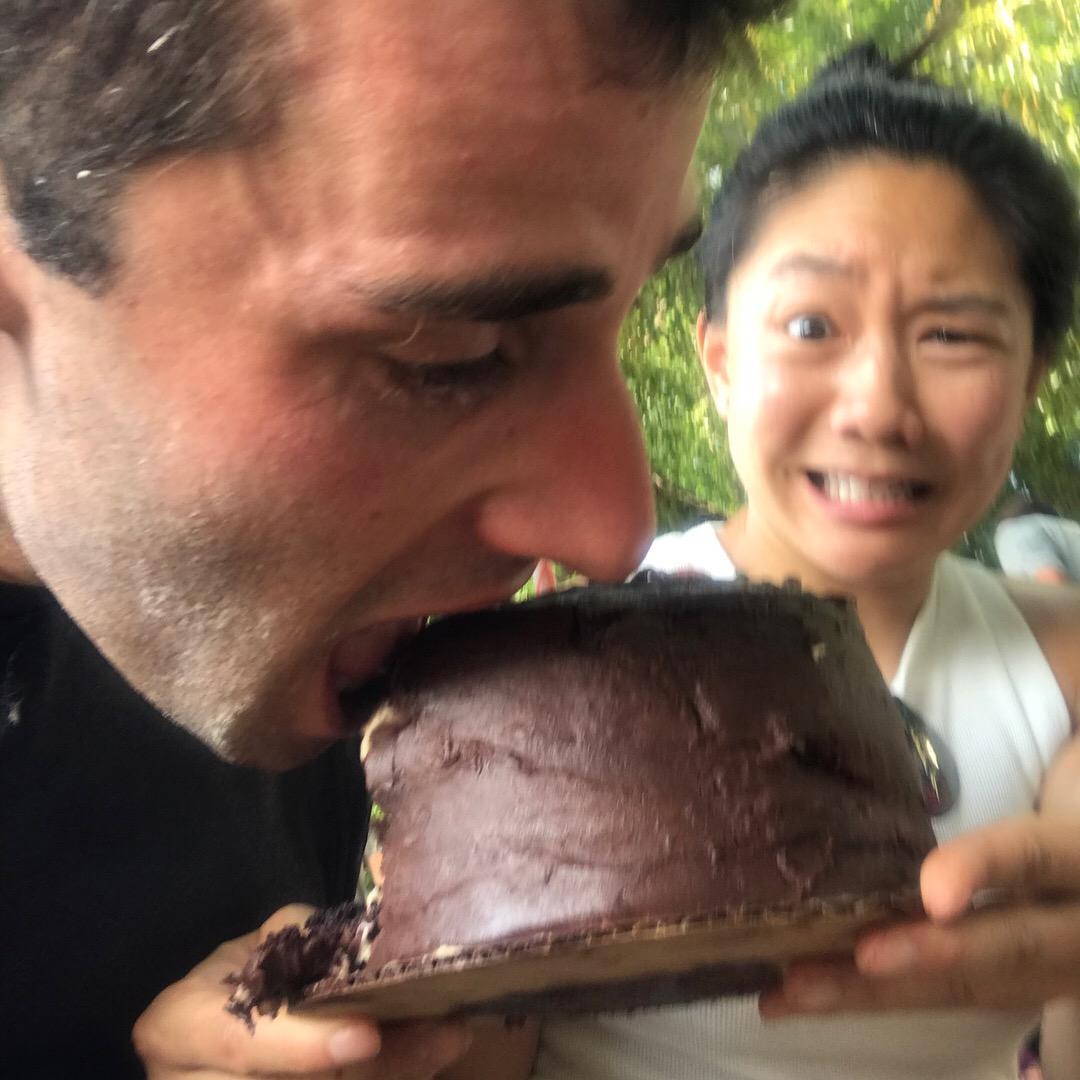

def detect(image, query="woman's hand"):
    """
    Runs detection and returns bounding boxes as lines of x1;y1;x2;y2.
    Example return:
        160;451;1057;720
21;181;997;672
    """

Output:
134;905;472;1079
760;816;1080;1018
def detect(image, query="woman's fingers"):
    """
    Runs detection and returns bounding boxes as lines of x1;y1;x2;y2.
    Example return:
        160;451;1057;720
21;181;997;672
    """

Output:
920;819;1080;921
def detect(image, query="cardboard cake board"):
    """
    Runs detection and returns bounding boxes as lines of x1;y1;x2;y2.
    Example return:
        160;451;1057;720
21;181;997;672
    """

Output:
297;892;919;1021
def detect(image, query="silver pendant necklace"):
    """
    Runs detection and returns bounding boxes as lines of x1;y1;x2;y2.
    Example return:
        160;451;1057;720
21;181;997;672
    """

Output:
893;696;959;816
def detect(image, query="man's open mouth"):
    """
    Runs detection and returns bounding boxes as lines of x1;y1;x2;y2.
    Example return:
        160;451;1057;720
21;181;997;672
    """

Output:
338;669;397;731
333;619;423;731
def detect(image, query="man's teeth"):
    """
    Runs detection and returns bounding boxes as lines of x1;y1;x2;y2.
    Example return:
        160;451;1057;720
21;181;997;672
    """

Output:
817;473;920;503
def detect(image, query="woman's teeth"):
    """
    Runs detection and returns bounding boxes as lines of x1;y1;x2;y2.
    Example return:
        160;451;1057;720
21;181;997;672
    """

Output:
811;471;925;503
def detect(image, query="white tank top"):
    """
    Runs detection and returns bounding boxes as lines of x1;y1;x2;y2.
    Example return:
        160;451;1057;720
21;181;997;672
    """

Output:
531;523;1070;1080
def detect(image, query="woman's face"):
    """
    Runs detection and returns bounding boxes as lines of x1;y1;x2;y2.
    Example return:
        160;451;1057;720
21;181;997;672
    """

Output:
704;155;1042;590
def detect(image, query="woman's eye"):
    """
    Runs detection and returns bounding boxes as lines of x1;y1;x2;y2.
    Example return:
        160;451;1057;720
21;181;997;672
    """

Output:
786;314;834;341
928;327;974;345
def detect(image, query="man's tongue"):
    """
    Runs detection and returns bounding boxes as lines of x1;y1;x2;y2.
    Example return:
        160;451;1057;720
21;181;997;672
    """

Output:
330;620;419;692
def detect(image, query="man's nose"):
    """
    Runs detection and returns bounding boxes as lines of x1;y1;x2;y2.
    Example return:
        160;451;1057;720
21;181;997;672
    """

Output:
473;356;656;583
829;334;925;448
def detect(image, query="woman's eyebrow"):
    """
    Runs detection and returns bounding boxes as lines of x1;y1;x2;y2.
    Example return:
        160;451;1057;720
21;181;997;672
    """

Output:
908;293;1012;318
769;253;861;280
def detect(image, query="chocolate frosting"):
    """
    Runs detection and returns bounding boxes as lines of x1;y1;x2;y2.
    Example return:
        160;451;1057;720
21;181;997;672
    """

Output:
363;579;936;969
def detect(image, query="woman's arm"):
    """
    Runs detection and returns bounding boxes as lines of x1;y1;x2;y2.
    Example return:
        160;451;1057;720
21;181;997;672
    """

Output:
438;1018;540;1080
1036;736;1080;1080
1008;581;1080;1079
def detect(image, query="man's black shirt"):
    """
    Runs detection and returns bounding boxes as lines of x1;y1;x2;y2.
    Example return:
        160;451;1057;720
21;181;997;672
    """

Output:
0;583;367;1078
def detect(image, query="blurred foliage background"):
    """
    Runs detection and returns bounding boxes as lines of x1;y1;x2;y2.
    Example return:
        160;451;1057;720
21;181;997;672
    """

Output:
622;0;1079;562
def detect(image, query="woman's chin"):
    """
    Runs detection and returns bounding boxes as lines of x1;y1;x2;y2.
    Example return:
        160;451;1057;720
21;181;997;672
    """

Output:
815;549;937;594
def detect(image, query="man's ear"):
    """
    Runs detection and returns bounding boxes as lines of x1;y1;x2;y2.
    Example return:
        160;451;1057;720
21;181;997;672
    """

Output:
697;310;731;419
0;201;30;346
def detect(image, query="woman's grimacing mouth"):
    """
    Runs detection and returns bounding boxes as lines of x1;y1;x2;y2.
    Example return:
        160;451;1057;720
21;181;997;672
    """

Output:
806;469;934;505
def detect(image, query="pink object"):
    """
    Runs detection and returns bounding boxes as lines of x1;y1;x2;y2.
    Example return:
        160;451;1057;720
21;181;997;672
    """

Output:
532;559;558;595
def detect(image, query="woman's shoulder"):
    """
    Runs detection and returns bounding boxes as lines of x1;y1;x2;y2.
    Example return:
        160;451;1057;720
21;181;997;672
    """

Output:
1003;575;1080;732
930;554;1078;731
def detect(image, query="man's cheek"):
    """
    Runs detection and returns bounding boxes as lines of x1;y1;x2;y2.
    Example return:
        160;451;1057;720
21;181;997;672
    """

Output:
173;419;405;566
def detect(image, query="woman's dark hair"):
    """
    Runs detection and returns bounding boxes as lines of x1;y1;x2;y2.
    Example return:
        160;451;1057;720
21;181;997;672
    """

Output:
700;42;1080;360
0;0;785;293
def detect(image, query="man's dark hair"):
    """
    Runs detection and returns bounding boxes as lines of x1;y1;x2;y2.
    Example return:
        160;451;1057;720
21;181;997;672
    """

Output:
614;0;785;78
0;1;283;289
0;0;785;293
700;42;1080;360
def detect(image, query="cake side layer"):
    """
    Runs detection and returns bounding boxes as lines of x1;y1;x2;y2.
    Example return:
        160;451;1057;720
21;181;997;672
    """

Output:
364;582;936;968
229;888;921;1022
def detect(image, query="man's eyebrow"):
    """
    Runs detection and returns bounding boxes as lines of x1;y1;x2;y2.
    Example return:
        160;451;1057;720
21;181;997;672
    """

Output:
909;293;1012;318
660;216;705;266
351;267;613;322
770;253;862;279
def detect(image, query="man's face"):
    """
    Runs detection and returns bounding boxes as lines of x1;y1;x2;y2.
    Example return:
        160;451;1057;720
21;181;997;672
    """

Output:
0;0;706;767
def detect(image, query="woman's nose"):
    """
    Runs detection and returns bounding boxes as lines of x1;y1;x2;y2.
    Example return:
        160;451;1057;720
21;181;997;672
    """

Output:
830;334;925;449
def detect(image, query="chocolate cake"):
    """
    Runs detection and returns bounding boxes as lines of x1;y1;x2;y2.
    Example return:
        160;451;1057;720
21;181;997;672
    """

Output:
230;577;935;1024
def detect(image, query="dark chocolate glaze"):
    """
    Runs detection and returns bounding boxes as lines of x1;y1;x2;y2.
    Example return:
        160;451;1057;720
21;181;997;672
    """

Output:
363;579;936;969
